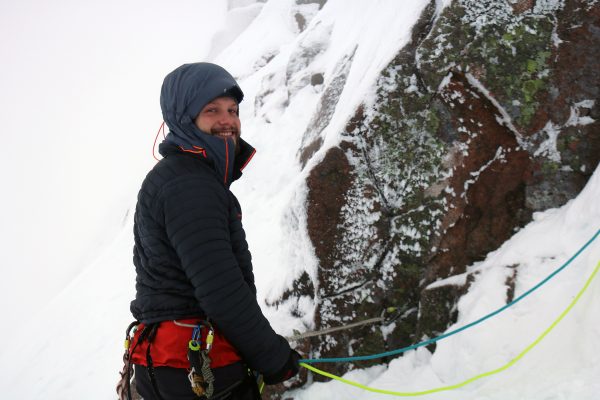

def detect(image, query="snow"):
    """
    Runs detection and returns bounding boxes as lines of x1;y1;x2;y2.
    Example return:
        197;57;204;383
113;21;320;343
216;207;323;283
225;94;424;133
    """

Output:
1;0;599;399
534;121;562;162
465;72;526;148
566;100;597;127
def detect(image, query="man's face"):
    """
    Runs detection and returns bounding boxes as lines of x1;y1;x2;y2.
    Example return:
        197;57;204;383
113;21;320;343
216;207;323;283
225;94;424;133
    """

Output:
194;96;241;149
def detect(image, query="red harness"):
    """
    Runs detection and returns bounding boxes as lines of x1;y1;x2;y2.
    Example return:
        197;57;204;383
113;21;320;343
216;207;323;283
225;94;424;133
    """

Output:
130;319;241;369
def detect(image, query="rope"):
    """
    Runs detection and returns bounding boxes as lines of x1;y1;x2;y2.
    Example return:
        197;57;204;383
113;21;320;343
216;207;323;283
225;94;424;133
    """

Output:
301;259;600;396
301;228;600;364
288;317;385;341
287;307;407;341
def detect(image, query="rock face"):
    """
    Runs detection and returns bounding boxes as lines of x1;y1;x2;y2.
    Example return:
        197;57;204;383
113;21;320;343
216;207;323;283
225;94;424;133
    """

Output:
289;0;600;381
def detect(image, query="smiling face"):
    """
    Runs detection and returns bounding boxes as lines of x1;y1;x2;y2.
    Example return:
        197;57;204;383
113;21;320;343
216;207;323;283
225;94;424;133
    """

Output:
194;96;241;150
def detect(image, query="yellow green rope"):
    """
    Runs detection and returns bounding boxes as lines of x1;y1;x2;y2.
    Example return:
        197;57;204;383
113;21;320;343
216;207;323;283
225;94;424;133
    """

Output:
301;260;600;396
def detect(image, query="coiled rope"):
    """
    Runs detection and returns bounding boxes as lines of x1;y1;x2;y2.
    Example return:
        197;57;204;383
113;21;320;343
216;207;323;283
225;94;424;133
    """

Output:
301;228;600;364
300;258;600;396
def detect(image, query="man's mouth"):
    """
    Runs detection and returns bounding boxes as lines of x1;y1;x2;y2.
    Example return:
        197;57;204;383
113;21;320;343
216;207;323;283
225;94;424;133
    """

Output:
212;129;238;139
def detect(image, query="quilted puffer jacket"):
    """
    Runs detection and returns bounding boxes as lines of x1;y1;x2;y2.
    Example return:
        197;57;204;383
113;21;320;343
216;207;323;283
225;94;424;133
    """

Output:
130;62;291;376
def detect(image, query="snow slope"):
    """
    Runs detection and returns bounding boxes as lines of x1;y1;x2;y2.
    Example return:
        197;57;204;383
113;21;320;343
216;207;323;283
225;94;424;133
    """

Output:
0;0;598;399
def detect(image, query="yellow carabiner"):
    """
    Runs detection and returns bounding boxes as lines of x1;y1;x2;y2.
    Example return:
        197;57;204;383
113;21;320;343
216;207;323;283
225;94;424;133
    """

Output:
205;330;214;352
189;340;201;351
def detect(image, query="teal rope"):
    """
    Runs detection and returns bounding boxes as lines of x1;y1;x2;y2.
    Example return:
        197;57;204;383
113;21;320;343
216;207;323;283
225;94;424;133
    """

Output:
301;228;600;364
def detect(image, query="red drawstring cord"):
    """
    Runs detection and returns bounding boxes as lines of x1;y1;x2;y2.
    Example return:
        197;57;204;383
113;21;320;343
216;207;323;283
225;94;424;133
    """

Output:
152;121;166;161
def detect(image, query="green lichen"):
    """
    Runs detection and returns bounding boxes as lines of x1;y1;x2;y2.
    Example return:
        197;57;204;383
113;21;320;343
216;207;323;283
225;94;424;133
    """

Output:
481;20;553;126
541;159;560;174
526;59;538;73
522;79;544;101
425;109;440;134
502;32;514;42
417;1;556;128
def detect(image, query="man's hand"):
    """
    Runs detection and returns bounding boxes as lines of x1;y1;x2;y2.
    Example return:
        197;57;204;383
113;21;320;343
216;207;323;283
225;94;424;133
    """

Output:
263;350;301;385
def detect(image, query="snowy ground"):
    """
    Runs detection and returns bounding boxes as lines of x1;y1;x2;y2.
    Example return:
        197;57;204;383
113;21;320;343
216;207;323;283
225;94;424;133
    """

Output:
0;0;598;399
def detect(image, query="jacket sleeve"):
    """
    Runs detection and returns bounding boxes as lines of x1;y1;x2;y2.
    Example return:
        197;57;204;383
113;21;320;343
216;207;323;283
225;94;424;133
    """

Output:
160;174;291;375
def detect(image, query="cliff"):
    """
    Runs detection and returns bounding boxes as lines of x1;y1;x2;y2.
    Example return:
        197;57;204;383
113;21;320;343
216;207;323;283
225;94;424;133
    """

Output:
274;0;600;388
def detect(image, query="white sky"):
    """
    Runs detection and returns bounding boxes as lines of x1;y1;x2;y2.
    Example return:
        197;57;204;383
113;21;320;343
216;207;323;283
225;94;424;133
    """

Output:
0;0;227;328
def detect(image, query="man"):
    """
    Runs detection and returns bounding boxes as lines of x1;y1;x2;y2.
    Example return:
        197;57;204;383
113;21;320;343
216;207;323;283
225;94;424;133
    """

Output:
127;63;299;400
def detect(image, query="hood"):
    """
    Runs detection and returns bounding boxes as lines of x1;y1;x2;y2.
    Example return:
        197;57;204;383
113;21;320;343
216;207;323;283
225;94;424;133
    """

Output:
159;62;248;186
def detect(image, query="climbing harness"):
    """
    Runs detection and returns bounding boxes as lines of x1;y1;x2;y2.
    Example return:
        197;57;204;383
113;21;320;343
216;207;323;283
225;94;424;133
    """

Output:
300;259;600;396
116;321;141;400
142;323;164;400
116;321;163;400
187;321;216;398
117;318;260;400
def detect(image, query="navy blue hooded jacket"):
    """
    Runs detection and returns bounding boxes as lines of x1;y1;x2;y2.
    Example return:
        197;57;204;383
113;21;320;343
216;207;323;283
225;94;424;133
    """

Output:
130;63;291;375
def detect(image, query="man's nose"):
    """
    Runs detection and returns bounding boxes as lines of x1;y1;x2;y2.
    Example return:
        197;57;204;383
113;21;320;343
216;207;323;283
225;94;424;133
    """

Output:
217;112;236;125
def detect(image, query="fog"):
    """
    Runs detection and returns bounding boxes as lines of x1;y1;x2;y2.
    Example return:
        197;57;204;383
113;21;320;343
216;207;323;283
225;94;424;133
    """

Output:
0;0;227;330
